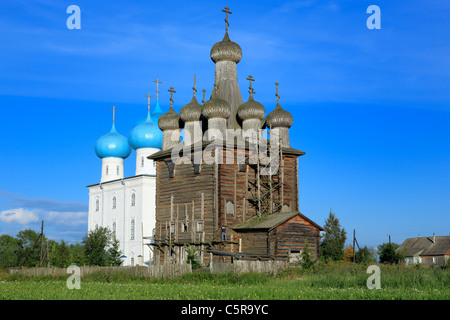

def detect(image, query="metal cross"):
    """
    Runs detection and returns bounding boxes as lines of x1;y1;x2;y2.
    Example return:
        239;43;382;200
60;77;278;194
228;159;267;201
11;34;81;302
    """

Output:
111;106;117;124
145;94;153;113
246;75;255;95
153;78;163;100
193;74;197;96
202;89;206;104
275;82;280;104
168;86;176;107
222;6;232;32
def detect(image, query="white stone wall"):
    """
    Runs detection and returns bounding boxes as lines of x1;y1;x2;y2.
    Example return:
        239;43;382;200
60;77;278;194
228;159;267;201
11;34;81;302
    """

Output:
88;176;156;266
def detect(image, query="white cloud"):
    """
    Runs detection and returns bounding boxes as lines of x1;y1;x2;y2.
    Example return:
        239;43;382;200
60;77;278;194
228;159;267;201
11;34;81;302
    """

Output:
47;211;88;226
0;208;40;224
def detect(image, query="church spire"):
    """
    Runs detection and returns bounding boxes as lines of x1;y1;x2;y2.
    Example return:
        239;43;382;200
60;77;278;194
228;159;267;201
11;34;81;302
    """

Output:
210;6;243;131
158;86;181;150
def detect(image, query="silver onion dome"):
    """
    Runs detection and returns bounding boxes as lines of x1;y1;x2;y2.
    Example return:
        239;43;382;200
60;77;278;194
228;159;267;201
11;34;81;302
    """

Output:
180;96;202;122
158;105;180;131
237;96;265;121
265;103;293;129
210;32;242;64
202;85;231;119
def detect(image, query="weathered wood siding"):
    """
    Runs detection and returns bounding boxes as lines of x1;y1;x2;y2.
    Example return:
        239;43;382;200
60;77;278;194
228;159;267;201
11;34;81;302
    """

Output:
238;231;268;255
269;215;321;259
217;148;300;249
152;144;304;265
154;149;217;265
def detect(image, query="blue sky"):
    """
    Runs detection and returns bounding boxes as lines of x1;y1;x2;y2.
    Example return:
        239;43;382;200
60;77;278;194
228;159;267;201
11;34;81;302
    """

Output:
0;0;449;248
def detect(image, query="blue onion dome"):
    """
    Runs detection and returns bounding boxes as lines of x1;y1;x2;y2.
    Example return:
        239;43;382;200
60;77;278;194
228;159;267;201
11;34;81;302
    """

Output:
95;124;132;159
128;112;163;150
151;99;164;124
135;100;164;126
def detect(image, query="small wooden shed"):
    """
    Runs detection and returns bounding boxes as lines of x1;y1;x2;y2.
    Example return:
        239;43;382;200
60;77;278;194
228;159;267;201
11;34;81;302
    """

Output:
232;211;323;262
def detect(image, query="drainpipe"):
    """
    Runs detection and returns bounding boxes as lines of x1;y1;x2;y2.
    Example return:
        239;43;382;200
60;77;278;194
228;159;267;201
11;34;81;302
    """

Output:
99;183;104;227
121;178;126;264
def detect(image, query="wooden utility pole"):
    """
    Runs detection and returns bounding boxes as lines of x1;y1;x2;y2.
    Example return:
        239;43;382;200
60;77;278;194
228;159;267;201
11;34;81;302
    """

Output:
353;229;356;263
21;220;44;267
39;220;44;267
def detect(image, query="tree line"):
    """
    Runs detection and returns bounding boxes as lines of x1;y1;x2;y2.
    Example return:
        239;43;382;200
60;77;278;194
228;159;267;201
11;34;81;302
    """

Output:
1;211;406;269
0;227;122;269
309;210;406;267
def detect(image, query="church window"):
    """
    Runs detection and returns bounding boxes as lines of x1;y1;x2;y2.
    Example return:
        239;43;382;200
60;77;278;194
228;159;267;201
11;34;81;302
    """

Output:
196;220;204;232
112;222;116;236
116;165;119;175
141;157;144;168
95;198;99;212
131;258;134;266
130;219;135;240
131;193;136;206
182;221;188;233
112;196;117;209
106;165;109;175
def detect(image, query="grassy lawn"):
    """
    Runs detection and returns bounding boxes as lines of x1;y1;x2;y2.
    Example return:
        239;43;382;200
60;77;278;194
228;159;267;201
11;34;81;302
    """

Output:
0;263;448;300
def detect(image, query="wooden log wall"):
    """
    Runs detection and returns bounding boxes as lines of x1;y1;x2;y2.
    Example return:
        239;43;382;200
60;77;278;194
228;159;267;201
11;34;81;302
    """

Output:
153;145;303;265
269;215;321;259
238;231;268;255
154;149;216;265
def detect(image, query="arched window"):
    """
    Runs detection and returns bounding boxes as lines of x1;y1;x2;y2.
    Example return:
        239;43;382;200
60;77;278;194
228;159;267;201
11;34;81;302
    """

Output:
95;198;99;212
106;165;109;175
116;165;119;175
130;219;135;240
112;222;116;236
131;193;136;207
141;157;144;168
112;196;116;209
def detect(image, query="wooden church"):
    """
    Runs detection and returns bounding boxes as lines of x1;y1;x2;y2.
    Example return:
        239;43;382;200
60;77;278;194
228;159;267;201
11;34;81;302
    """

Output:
148;7;323;266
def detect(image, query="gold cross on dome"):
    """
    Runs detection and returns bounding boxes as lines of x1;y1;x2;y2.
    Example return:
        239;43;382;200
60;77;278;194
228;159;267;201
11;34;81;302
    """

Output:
153;78;163;100
145;94;153;113
111;106;117;124
222;6;232;32
168;86;176;107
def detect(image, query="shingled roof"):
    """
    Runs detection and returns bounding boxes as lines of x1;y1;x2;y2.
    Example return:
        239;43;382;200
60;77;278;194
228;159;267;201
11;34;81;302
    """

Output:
397;235;450;256
232;211;323;232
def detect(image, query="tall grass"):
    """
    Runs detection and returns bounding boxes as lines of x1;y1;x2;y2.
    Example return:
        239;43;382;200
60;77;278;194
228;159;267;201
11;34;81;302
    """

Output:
1;262;448;300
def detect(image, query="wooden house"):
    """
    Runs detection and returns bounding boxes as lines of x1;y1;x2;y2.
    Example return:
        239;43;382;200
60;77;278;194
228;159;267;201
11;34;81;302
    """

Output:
398;235;450;266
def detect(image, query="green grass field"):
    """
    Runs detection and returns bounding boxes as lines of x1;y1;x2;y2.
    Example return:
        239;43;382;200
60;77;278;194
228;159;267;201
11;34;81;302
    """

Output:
1;263;448;300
